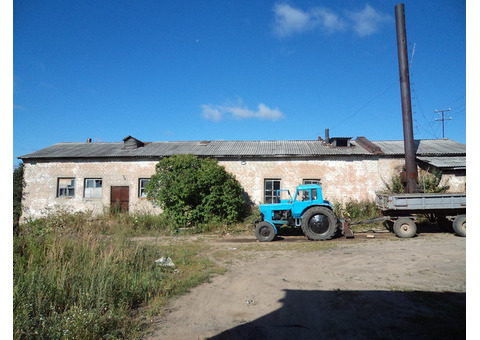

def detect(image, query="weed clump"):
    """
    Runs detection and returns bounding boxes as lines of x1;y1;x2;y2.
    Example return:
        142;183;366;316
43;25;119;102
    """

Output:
13;211;223;339
334;200;381;222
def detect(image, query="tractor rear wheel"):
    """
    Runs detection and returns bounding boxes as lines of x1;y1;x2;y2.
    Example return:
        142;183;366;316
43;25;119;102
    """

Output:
255;222;276;242
301;207;337;241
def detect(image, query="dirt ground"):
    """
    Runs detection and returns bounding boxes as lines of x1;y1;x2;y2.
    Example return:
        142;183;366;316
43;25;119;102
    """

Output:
144;229;466;340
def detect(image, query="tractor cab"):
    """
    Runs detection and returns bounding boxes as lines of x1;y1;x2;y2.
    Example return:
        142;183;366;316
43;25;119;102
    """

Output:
290;184;328;218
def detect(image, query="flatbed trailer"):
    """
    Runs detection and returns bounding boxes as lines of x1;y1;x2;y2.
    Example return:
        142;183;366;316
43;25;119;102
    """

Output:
371;193;466;238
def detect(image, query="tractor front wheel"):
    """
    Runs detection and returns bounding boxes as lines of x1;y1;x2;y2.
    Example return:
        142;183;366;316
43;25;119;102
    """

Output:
255;222;276;242
301;207;337;241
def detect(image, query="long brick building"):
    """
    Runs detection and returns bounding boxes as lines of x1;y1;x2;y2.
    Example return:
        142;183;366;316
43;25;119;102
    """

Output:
18;135;466;220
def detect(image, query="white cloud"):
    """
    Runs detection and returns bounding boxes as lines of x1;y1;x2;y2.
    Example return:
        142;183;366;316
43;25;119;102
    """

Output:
162;130;175;137
201;102;285;122
272;2;390;38
347;4;393;37
273;3;312;37
311;7;347;33
257;103;284;120
201;104;223;122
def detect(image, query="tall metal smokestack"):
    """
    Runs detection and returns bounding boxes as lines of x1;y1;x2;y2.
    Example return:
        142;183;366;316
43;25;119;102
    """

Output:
395;3;418;193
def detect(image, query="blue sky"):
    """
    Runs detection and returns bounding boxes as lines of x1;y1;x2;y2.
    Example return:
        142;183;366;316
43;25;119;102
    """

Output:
12;0;466;167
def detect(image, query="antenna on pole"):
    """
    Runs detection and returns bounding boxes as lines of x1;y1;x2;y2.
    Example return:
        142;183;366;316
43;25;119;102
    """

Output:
409;42;416;68
434;108;452;139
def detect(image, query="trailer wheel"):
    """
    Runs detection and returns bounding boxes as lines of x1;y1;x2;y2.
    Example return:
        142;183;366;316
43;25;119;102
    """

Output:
255;222;276;242
452;215;466;237
301;207;337;241
393;218;417;238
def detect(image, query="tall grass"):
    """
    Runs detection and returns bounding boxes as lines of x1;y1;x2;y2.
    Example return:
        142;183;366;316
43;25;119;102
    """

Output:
334;200;380;221
13;211;223;339
333;200;384;232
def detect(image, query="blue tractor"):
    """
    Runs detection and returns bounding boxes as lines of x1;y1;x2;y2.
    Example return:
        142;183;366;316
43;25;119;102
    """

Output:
254;184;339;241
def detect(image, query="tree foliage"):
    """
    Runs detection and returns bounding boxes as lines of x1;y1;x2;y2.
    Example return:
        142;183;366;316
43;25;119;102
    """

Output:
145;154;246;228
13;163;25;222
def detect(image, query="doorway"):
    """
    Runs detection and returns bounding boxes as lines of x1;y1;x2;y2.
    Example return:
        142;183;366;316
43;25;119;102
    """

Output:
111;186;129;212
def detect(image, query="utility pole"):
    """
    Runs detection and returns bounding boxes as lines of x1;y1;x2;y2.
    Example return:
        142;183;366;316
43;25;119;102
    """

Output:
434;108;452;139
395;3;418;193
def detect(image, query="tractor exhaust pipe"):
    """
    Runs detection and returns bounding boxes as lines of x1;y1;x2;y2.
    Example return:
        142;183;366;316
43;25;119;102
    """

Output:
395;3;418;193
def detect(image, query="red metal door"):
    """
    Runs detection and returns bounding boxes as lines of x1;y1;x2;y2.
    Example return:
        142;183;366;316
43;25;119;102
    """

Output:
111;186;129;212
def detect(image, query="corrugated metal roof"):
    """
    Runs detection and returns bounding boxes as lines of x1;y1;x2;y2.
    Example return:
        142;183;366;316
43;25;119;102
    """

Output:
18;138;466;160
417;156;466;169
373;139;465;155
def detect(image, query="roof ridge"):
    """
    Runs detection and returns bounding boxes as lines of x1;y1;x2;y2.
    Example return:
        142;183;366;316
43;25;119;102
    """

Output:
18;138;465;160
54;141;123;144
373;138;455;142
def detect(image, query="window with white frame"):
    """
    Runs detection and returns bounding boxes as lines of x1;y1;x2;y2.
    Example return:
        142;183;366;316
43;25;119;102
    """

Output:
84;178;102;198
57;178;75;197
264;179;281;204
139;178;149;198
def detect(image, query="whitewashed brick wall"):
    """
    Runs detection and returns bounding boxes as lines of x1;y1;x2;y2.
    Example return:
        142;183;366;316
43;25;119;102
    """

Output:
219;157;405;204
22;159;162;220
21;156;466;220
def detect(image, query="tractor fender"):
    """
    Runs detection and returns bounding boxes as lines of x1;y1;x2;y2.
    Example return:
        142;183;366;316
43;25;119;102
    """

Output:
267;221;278;234
256;220;278;234
300;204;334;218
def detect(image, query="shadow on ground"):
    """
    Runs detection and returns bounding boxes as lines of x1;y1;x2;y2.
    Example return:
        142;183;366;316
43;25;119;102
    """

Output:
208;289;465;340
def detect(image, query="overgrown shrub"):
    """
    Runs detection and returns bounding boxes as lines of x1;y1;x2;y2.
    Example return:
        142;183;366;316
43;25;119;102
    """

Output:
382;168;448;194
418;168;449;193
145;154;246;229
383;174;405;194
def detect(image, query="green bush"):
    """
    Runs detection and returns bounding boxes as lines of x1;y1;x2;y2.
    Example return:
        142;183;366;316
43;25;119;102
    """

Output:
418;168;449;193
145;154;246;229
383;174;405;194
382;169;448;194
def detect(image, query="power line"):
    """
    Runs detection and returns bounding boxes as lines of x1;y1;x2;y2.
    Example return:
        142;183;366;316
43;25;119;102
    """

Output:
445;94;465;106
410;86;438;139
330;80;398;130
449;102;466;116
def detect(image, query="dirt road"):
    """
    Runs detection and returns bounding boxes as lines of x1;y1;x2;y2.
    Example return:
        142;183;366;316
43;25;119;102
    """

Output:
146;231;466;340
